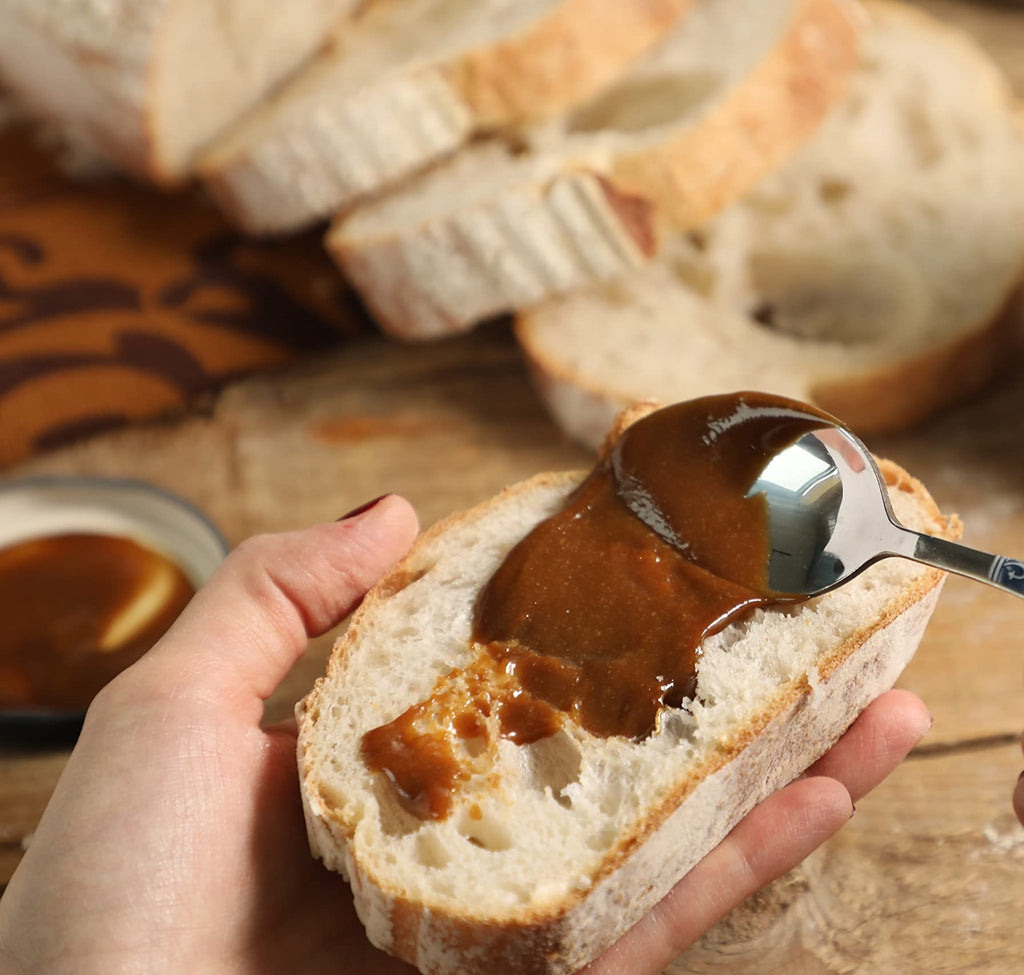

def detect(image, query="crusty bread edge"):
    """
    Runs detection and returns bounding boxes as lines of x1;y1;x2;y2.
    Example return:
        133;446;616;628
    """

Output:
0;4;153;179
810;251;1024;433
297;432;955;974
610;0;862;230
515;264;1024;450
329;170;655;340
445;0;694;126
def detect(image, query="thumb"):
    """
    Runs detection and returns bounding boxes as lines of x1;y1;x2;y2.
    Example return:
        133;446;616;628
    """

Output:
123;494;419;718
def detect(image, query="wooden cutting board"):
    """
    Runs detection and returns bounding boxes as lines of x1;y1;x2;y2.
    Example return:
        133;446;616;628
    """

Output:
2;2;1024;972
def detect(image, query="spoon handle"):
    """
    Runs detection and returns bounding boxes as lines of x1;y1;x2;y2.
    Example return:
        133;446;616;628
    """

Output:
901;531;1024;599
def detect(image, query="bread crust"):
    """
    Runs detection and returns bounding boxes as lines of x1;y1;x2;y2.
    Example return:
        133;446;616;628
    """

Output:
0;0;160;176
811;280;1024;433
610;0;860;229
516;273;1024;447
297;449;954;975
330;167;655;340
445;0;693;126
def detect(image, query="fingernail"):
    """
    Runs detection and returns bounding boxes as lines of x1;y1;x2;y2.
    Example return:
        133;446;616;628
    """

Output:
337;494;389;521
850;803;857;820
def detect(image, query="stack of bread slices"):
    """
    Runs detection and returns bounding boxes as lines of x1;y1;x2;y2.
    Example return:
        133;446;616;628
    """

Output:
1;0;1020;440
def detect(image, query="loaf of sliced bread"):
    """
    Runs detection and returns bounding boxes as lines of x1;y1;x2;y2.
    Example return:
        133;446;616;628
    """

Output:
327;0;861;340
296;402;954;975
516;0;1024;448
200;0;693;235
0;0;355;183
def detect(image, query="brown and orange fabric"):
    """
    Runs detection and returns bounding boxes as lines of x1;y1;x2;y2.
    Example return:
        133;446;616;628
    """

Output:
0;114;368;467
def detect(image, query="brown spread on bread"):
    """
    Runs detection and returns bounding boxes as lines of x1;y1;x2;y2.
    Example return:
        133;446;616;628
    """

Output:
0;533;194;710
362;392;833;819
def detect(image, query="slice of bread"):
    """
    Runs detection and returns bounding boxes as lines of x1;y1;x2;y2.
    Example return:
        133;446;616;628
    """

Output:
200;0;693;236
327;0;861;340
296;403;955;975
0;0;356;183
516;0;1024;449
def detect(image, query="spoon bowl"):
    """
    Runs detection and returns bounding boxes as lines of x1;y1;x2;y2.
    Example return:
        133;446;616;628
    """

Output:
750;422;1024;600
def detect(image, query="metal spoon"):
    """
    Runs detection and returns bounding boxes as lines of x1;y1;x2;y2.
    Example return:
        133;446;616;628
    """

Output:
749;423;1024;599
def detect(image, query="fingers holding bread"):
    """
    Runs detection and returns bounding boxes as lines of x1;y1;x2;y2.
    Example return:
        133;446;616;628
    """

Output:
581;775;853;975
802;689;932;801
121;498;418;720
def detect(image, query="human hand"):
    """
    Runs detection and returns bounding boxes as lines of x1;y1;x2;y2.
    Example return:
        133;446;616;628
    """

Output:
0;495;932;975
0;495;421;975
582;688;932;973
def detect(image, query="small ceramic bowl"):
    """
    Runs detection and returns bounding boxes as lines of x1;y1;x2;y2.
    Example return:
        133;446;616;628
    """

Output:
0;476;229;741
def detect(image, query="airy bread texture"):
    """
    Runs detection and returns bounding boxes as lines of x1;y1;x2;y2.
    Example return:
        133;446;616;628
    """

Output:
327;0;861;340
516;0;1024;449
0;0;355;182
201;0;692;235
297;406;954;975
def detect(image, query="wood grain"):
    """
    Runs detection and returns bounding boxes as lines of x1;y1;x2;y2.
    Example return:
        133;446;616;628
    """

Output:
671;742;1024;973
874;370;1024;746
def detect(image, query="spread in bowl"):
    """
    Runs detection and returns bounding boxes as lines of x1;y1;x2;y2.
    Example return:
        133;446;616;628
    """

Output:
0;477;228;724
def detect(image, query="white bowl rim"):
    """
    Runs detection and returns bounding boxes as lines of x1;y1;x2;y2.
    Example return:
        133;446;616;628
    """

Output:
0;474;230;583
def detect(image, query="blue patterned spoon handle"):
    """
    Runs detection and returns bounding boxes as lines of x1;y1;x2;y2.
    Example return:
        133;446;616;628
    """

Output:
908;533;1024;599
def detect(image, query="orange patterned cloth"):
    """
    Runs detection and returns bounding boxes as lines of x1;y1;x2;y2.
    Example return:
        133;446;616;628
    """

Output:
0;117;367;467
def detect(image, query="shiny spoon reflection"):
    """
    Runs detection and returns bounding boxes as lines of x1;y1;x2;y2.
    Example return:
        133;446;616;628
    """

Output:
749;423;1024;599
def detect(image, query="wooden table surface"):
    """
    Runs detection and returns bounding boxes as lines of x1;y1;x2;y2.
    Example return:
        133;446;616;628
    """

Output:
2;3;1024;972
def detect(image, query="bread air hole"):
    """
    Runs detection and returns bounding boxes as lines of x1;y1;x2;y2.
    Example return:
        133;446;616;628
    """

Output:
566;73;720;134
668;257;716;298
457;808;514;852
457;734;488;761
901;101;944;168
598;778;627;818
414;831;452;869
656;707;697;744
587;822;618;853
818;177;852;206
372;778;422;839
746;249;929;344
664;229;719;298
519;730;583;808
